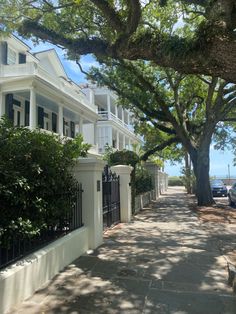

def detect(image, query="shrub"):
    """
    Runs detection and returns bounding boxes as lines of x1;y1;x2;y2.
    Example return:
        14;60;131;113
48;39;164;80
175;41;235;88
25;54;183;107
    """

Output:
0;118;90;247
168;176;184;186
107;149;140;213
135;166;153;195
108;149;139;167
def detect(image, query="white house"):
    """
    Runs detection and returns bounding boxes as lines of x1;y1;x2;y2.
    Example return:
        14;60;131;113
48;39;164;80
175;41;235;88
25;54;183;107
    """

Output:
0;35;141;154
0;35;99;152
82;85;142;154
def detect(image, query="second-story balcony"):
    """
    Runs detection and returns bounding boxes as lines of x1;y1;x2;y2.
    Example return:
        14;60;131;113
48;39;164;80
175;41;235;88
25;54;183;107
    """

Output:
98;110;134;132
0;62;97;113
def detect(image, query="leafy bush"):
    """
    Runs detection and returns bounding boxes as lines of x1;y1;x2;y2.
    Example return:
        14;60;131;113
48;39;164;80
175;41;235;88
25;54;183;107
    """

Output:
107;149;140;213
108;149;139;167
0;118;90;247
135;166;153;195
168;176;184;186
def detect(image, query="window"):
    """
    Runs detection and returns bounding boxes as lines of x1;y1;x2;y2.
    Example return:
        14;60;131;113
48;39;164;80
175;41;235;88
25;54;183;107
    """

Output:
43;110;51;131
64;119;70;137
7;47;17;65
13;104;23;127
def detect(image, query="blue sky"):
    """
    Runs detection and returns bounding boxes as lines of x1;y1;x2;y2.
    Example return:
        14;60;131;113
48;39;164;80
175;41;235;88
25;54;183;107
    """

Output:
165;147;235;177
25;38;236;178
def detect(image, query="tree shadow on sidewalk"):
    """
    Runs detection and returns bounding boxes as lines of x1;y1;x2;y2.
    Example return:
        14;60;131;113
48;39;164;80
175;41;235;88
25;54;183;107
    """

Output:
9;189;236;314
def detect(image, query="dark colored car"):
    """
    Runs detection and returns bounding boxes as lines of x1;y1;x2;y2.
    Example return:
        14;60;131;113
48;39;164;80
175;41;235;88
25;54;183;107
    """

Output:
210;179;228;197
228;183;236;206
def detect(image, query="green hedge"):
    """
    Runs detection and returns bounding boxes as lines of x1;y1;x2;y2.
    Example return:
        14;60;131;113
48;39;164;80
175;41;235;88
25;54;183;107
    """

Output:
135;166;153;195
168;176;184;186
0;118;90;247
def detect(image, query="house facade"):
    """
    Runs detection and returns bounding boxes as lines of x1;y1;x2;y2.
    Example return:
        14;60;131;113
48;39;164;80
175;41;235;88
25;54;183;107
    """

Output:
82;85;142;154
0;35;98;151
0;35;141;155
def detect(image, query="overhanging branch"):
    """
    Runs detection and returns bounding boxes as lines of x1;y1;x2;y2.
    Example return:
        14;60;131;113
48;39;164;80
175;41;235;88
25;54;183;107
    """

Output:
141;136;179;161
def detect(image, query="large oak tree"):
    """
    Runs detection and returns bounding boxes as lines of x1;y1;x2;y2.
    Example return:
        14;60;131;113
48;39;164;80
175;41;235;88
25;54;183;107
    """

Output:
87;60;236;205
1;0;236;82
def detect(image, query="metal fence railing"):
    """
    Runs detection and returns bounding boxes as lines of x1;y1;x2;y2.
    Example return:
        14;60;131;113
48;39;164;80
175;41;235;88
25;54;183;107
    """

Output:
102;165;120;230
0;182;83;270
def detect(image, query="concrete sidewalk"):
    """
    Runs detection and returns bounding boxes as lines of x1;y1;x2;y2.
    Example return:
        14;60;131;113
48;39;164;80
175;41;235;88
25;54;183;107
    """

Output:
8;187;236;313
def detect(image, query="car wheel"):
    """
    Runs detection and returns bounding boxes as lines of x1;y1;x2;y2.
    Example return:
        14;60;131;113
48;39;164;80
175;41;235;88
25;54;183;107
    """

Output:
229;196;235;206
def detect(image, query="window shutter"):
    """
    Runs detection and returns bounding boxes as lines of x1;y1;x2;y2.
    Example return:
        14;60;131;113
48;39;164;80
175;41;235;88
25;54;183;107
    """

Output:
70;121;75;138
63;118;65;136
37;106;44;129
25;100;30;126
0;42;8;65
52;112;57;133
5;94;14;122
19;53;26;64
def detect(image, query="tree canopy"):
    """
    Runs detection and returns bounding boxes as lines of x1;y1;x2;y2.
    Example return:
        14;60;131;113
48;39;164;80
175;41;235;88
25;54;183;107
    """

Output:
86;59;236;205
1;0;236;82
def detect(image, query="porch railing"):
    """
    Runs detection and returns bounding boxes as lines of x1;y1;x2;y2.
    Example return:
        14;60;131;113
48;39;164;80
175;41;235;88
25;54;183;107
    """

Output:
0;182;83;270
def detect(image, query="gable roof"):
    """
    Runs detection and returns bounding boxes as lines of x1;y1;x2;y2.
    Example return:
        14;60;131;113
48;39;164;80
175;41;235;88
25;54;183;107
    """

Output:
34;49;68;78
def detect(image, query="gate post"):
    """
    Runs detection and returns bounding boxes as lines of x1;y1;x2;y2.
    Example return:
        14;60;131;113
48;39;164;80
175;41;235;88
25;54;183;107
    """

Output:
111;165;133;223
145;161;160;200
73;158;105;249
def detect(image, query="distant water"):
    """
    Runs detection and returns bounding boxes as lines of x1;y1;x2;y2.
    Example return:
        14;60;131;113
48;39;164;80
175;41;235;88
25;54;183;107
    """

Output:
211;175;236;179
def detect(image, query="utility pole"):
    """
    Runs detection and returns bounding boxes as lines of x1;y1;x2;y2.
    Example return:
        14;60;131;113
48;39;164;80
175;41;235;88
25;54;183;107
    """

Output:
228;164;231;184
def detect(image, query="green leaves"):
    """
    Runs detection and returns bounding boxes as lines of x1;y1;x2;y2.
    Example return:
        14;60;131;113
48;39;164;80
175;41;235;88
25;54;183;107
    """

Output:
0;118;89;247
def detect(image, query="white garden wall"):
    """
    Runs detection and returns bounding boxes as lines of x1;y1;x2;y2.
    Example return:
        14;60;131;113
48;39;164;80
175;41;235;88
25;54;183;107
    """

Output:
0;226;89;314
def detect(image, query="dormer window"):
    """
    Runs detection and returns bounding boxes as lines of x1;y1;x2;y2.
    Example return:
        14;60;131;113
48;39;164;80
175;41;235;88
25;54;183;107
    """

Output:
7;47;17;65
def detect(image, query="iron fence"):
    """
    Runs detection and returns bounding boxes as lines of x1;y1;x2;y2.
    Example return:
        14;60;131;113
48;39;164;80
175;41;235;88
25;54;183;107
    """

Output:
0;182;83;270
102;165;120;229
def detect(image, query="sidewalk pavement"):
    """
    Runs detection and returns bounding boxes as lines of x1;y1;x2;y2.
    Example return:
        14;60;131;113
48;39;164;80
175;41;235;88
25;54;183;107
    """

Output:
8;187;236;314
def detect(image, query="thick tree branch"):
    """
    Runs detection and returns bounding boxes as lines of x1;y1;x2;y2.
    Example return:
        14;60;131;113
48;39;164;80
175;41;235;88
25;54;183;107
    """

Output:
18;15;236;83
126;0;142;36
89;0;125;33
141;136;179;161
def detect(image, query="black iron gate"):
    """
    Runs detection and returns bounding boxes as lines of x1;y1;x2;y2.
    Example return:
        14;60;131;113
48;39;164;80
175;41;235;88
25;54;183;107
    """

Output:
102;165;120;229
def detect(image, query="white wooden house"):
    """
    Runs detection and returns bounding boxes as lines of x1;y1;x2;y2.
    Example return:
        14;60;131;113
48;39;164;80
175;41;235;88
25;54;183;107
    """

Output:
82;85;142;154
0;35;98;152
0;35;142;154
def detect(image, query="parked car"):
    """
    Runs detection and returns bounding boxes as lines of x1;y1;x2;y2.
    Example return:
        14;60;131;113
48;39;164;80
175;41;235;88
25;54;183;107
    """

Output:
228;183;236;206
210;179;228;197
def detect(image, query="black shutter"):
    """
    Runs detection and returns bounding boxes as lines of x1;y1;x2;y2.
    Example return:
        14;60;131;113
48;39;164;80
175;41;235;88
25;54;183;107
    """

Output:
19;53;26;64
5;94;14;122
25;100;30;126
63;118;65;136
0;42;8;65
52;112;57;133
70;121;75;138
37;106;44;128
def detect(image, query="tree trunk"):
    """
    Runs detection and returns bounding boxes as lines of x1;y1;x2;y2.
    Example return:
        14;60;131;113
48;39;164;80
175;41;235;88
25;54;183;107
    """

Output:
184;151;192;194
191;145;214;206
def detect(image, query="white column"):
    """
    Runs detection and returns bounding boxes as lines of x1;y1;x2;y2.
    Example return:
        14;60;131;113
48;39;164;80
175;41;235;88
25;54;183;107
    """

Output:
29;87;36;129
127;112;130;125
93;122;97;145
123;134;125;149
79;116;83;134
73;158;106;249
111;165;133;223
128;138;131;150
58;104;64;136
115;104;118;118
106;126;113;146
107;94;111;119
0;91;5;118
121;108;124;125
116;130;120;150
145;161;160;200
